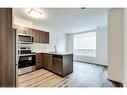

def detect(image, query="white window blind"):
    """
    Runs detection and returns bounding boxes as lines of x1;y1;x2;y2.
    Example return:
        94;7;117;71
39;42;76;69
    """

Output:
74;31;96;57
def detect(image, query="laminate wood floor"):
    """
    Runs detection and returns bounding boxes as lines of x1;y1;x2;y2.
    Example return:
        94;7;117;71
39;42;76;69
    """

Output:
18;61;116;87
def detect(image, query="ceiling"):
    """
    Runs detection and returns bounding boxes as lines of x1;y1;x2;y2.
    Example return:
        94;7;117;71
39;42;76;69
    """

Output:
13;8;108;33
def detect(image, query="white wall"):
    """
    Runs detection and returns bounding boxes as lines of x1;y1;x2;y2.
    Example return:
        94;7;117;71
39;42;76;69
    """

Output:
13;17;66;53
108;8;124;83
123;9;127;86
107;8;127;86
56;32;66;52
96;28;107;66
66;34;74;53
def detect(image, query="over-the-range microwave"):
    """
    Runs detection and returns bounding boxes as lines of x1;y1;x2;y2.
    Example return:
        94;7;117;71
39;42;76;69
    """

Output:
18;34;34;43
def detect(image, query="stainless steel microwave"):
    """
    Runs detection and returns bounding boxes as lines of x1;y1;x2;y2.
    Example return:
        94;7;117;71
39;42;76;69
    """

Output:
18;34;34;43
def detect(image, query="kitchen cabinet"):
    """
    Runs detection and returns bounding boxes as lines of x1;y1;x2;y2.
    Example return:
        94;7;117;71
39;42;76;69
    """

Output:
41;32;45;43
42;53;52;71
43;31;49;43
14;25;33;36
48;54;53;71
36;53;73;77
46;32;49;43
35;53;43;69
14;25;26;34
25;27;34;36
33;29;39;43
38;30;43;43
33;29;49;43
42;53;48;69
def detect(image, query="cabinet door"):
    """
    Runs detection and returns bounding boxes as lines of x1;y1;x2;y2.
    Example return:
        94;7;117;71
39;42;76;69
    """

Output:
34;29;39;43
20;26;26;34
25;27;34;36
30;28;35;39
40;31;43;43
42;54;52;70
43;32;46;43
45;54;50;70
36;53;42;69
38;30;42;43
42;54;48;69
41;31;45;43
25;27;30;35
15;25;26;34
49;55;53;71
35;29;39;43
33;29;36;42
45;32;49;43
47;54;52;71
43;32;49;43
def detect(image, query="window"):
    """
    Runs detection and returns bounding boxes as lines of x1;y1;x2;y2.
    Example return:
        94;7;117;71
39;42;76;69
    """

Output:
74;31;96;57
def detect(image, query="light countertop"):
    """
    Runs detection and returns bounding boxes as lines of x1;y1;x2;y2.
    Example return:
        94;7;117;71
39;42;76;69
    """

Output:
34;51;73;55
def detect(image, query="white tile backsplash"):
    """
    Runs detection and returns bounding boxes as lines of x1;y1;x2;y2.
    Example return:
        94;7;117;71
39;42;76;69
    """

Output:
31;43;48;53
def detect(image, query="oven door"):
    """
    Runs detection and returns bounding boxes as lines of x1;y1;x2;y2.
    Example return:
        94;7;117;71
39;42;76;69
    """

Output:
18;55;35;69
18;55;35;75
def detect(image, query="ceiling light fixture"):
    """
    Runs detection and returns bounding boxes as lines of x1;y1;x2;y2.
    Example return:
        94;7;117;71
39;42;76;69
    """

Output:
27;8;44;18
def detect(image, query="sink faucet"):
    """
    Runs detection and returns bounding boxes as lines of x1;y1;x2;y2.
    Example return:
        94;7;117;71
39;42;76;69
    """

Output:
54;45;57;53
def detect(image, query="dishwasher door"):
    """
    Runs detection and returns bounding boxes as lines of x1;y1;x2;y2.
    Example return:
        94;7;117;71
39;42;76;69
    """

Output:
52;55;63;76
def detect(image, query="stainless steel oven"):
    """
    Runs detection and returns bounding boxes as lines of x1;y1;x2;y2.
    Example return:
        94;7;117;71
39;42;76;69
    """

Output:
18;49;31;55
18;54;35;75
17;34;35;75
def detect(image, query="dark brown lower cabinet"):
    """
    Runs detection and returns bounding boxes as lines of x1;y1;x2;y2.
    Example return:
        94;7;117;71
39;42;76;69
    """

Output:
42;53;52;71
35;53;43;69
42;53;48;69
36;53;73;77
62;54;73;77
47;54;52;71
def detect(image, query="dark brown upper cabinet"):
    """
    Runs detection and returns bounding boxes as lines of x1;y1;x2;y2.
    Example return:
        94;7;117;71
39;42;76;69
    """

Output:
33;29;49;43
25;27;34;36
14;25;49;44
33;29;39;43
14;25;26;34
44;31;49;43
